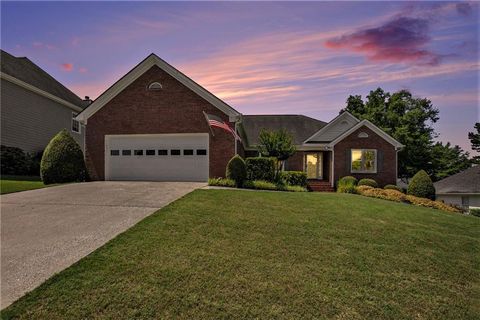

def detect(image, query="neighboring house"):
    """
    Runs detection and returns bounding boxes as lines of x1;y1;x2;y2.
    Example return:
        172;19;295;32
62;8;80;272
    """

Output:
0;50;88;153
434;166;480;211
77;53;403;188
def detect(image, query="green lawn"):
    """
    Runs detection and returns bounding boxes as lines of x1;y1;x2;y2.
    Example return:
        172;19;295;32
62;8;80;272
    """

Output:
2;190;479;319
0;176;50;194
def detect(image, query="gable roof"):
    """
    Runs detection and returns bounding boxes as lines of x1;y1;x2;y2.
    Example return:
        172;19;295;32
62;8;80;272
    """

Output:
0;50;85;110
434;166;480;194
242;115;327;146
328;119;404;149
304;111;359;143
76;53;241;123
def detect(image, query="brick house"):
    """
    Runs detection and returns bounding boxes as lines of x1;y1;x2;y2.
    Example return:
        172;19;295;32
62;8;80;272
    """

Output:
77;54;403;189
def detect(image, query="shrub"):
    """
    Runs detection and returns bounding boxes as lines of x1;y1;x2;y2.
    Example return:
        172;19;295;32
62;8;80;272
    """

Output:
245;157;276;182
336;176;358;193
244;180;278;191
358;178;378;188
279;171;307;187
405;195;460;213
384;184;402;192
337;176;358;186
40;129;87;184
226;155;247;187
284;185;308;192
407;170;435;200
208;178;236;188
1;145;30;175
470;208;480;217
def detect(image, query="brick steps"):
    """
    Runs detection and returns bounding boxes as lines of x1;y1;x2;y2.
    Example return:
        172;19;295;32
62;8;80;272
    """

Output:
307;180;335;192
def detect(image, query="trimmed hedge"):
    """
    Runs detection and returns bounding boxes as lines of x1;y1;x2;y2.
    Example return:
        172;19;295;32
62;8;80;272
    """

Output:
384;184;402;192
337;176;358;194
243;180;307;192
356;185;460;213
279;171;307;187
245;157;276;182
226;155;247;187
40;130;87;184
407;170;435;200
208;178;236;188
358;178;378;188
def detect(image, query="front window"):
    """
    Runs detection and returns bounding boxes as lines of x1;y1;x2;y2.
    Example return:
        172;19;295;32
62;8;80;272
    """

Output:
72;112;80;133
351;149;377;173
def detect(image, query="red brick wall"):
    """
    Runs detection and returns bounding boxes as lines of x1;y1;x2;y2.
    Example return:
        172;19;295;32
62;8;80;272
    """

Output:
333;126;397;187
85;65;235;180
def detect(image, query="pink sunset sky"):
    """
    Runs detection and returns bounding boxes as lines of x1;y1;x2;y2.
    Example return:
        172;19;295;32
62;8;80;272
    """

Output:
1;1;478;153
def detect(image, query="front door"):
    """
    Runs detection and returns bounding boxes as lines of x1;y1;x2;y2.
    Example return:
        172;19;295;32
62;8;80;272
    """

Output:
305;152;323;179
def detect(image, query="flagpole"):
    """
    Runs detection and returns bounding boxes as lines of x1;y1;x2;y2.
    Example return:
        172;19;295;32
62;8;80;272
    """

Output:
234;121;238;155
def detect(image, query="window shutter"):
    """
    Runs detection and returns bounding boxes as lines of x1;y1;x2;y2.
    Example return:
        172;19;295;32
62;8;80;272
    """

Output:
345;149;351;172
377;150;384;173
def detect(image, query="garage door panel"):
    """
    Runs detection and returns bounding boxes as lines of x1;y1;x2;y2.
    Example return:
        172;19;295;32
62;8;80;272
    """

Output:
106;134;209;182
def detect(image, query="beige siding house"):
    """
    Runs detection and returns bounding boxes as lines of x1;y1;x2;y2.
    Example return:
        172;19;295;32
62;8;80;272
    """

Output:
435;166;480;211
0;50;87;153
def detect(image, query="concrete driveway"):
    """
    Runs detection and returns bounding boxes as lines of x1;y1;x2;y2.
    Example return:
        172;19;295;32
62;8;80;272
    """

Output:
1;181;204;308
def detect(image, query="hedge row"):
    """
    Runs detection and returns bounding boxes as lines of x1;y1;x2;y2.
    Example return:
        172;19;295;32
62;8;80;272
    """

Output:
1;145;43;176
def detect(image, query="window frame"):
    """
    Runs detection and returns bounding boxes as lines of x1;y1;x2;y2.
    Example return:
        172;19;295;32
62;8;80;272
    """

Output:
170;149;181;156
350;149;377;174
71;112;81;134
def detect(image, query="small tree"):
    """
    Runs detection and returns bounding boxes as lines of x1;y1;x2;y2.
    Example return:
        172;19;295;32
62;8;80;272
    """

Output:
407;170;435;200
226;155;246;187
468;122;480;164
41;129;87;184
258;128;296;173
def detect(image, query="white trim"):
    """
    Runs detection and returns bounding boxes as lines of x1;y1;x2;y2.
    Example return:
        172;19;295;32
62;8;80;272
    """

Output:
303;111;360;144
350;149;377;174
328;119;404;149
77;54;241;124
71;112;81;134
1;72;83;112
436;193;480;196
331;149;335;187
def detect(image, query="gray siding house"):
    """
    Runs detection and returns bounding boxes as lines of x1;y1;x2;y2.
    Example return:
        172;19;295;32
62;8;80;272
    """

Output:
1;50;88;153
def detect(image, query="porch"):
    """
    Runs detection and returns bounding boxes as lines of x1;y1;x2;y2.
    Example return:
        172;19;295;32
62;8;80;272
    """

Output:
285;150;334;192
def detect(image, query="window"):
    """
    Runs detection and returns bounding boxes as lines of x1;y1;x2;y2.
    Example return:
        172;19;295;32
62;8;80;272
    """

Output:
146;149;155;156
158;149;168;155
462;196;470;208
110;150;120;156
183;149;194;155
196;149;207;155
351;149;377;173
122;150;131;156
72;112;80;133
134;149;144;156
148;82;162;90
171;149;181;156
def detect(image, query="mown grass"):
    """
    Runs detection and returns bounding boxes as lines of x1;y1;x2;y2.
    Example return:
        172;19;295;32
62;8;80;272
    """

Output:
2;190;479;319
0;176;50;194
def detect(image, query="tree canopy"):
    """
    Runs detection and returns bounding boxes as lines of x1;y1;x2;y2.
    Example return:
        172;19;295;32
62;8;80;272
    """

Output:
258;128;296;171
430;142;470;181
468;122;480;164
342;88;439;179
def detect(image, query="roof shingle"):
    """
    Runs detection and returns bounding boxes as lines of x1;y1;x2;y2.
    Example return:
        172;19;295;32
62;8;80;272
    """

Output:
434;166;480;194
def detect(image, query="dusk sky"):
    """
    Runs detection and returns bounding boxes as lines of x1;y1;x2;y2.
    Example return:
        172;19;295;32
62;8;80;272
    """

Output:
1;1;478;153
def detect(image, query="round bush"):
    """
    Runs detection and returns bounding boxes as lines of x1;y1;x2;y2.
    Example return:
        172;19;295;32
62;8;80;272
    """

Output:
40;129;87;184
226;155;246;187
338;176;358;186
384;184;402;192
358;178;378;188
407;170;435;200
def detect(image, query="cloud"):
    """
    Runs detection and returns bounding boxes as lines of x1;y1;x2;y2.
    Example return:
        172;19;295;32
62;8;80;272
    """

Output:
32;41;55;50
456;2;472;16
78;67;88;73
61;63;73;72
324;17;440;65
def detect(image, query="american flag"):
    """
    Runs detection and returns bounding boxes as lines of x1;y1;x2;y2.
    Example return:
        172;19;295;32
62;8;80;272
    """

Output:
204;112;242;142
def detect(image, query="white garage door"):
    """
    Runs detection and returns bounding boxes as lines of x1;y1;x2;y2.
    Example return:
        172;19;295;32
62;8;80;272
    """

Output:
105;134;209;182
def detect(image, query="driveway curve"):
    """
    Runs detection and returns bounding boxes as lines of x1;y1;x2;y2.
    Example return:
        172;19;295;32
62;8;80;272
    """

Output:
1;181;204;308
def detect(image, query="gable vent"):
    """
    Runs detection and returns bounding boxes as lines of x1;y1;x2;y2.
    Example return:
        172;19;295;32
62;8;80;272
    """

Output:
358;132;369;138
148;82;162;90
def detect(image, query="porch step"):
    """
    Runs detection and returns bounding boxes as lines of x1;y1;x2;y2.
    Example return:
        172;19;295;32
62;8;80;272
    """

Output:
307;180;335;192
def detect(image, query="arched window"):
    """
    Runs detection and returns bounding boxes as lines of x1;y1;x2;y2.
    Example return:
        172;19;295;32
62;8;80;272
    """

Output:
148;82;162;90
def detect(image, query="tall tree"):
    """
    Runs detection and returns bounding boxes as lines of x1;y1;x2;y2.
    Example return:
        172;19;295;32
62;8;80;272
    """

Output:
430;142;470;181
468;123;480;164
342;88;439;179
